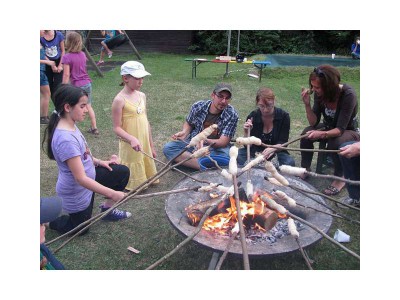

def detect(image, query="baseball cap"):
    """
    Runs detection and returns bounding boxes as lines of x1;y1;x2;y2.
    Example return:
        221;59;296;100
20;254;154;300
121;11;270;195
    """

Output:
213;83;232;96
120;61;151;78
40;196;62;224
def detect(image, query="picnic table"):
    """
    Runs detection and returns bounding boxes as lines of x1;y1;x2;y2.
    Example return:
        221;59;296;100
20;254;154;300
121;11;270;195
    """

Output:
185;58;271;82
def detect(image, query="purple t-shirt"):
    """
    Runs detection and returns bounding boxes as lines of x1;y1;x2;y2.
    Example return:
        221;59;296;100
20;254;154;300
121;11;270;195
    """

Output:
51;126;96;213
61;52;91;87
40;31;65;61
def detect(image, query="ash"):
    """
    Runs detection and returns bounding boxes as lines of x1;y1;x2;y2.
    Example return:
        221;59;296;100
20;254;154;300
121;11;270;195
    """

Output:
246;219;305;244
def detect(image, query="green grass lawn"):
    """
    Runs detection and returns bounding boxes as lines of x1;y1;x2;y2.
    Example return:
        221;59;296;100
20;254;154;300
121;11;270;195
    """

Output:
40;52;360;270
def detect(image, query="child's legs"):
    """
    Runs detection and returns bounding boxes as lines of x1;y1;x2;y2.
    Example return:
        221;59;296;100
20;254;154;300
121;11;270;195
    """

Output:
95;164;130;206
40;73;50;117
80;84;97;129
101;40;111;54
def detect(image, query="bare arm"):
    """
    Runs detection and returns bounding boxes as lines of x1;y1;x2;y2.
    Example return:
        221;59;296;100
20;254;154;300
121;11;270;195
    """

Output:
66;156;124;202
62;64;70;84
301;88;317;126
171;121;192;140
57;40;65;72
205;135;231;148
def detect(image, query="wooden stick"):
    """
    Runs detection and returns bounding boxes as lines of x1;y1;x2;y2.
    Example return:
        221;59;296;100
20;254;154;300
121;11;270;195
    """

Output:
215;232;238;270
288;185;360;224
49;148;195;250
232;175;250;270
295;237;313;270
305;171;360;185
288;212;360;260
290;185;360;212
139;149;212;184
262;144;340;153
145;195;227;270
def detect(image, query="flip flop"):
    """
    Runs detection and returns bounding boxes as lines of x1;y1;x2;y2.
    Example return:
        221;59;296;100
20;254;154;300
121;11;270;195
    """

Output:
323;185;341;196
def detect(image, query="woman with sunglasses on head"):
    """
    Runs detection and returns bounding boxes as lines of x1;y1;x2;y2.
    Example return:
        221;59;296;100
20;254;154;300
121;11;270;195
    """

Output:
300;65;360;196
237;87;295;167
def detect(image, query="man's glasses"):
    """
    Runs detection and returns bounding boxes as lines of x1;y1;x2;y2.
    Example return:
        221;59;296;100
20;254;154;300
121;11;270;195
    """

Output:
214;93;231;101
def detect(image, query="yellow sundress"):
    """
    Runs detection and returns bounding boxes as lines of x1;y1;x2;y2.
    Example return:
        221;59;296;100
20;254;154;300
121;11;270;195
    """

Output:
119;93;158;190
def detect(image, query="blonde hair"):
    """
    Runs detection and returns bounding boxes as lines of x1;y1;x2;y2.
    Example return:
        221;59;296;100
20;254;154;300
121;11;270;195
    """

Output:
65;31;83;53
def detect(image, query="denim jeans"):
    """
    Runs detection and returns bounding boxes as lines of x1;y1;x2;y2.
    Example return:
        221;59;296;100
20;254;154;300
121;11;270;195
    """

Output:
339;141;360;200
163;140;230;162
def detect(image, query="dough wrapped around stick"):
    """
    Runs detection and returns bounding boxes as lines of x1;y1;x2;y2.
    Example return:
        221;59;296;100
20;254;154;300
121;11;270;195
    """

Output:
241;154;265;172
246;180;254;198
188;124;218;147
279;165;307;177
266;177;284;186
265;161;289;186
287;217;299;238
217;185;234;196
197;183;218;192
236;136;262;146
221;169;232;181
229;146;238;175
190;146;211;158
260;195;287;215
273;190;297;207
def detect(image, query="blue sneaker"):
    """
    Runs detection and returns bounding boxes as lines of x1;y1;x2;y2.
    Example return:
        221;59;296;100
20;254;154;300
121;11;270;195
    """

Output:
100;205;132;221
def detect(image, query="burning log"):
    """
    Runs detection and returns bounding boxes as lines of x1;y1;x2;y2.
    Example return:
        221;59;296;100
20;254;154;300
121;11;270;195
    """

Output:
185;195;231;226
252;208;279;231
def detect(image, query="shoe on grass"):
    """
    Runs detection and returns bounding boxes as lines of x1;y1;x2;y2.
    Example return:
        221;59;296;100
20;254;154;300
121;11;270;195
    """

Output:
40;116;49;125
108;51;113;58
100;205;132;221
96;60;104;66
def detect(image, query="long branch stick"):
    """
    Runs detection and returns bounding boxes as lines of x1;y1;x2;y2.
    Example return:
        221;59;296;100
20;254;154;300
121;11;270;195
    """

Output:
290;185;360;212
288;212;360;260
232;175;250;270
288;185;360;224
215;232;238;270
305;170;360;185
145;195;227;270
48;147;195;250
263;144;340;153
295;237;313;270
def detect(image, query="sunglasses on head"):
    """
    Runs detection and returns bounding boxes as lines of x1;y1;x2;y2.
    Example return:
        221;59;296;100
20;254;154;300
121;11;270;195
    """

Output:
314;67;325;77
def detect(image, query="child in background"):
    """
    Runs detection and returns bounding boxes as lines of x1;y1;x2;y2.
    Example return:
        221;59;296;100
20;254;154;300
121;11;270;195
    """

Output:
112;61;159;191
42;84;132;235
351;37;360;59
97;30;122;65
62;31;99;135
40;30;65;101
40;32;57;125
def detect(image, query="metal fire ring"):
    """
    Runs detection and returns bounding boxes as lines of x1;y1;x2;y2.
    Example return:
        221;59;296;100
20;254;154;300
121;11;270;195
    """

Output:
165;167;333;257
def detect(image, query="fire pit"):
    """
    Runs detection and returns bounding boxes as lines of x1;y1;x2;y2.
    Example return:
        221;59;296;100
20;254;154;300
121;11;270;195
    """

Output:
165;167;333;257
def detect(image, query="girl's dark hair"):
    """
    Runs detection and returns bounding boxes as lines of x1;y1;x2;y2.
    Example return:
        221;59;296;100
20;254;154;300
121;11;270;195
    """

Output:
41;84;88;160
309;64;341;103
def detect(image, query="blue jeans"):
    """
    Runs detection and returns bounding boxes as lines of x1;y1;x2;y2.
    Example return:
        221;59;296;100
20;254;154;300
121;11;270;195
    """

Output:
339;141;360;200
237;147;295;167
163;140;230;163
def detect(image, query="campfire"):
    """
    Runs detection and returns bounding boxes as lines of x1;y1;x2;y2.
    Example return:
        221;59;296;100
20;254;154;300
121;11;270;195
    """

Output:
185;189;305;244
165;167;332;257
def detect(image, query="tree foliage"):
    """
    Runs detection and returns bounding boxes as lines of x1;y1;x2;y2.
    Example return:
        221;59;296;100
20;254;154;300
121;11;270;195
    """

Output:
189;30;360;56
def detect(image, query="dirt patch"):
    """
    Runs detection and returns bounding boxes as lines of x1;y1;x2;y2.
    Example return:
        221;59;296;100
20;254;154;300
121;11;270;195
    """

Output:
87;61;125;73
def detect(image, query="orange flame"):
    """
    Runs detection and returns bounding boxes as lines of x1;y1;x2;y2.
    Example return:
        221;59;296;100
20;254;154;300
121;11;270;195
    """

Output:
189;190;285;234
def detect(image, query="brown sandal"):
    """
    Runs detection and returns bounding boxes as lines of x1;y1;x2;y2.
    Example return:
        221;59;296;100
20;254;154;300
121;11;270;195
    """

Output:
88;127;99;135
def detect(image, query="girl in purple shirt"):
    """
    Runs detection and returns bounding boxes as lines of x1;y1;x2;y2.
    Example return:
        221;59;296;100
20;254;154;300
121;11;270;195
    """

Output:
42;84;131;235
62;31;99;135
